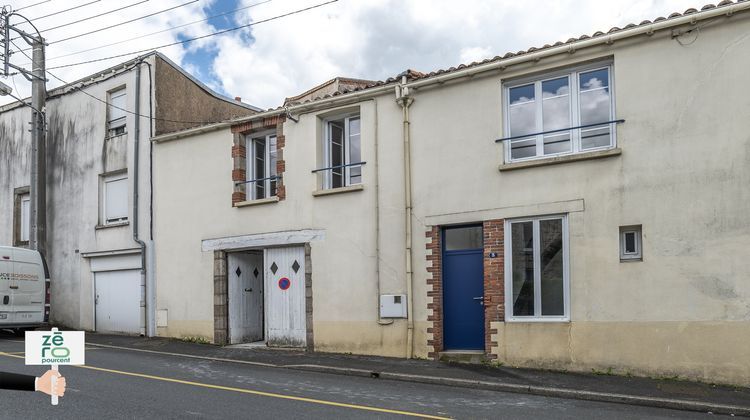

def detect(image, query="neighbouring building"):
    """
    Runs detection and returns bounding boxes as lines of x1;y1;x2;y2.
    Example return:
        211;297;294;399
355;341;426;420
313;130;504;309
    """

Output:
0;52;259;335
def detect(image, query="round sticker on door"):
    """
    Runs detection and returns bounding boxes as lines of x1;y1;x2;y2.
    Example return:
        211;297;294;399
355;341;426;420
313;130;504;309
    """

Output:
278;277;291;290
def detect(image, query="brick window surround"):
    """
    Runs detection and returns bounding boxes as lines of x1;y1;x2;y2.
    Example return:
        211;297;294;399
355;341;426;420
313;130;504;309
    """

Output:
426;220;505;359
230;115;286;205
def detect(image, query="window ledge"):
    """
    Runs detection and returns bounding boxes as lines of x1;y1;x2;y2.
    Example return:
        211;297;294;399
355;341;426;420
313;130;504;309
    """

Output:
499;148;622;172
95;221;129;230
234;196;280;207
313;184;364;197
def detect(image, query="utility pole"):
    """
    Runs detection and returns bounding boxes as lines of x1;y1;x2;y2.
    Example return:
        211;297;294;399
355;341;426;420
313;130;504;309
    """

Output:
29;38;46;254
1;7;47;254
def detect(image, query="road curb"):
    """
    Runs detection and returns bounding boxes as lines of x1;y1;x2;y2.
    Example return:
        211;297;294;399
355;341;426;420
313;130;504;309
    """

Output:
85;342;750;417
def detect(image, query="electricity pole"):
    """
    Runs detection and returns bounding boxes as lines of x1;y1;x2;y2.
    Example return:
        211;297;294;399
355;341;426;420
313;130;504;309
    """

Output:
1;7;47;254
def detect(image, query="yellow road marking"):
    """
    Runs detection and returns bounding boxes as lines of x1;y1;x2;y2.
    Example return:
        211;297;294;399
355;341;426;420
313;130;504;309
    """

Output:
0;352;450;419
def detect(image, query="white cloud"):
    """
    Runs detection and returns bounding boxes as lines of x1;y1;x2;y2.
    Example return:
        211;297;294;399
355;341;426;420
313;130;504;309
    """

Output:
1;0;702;110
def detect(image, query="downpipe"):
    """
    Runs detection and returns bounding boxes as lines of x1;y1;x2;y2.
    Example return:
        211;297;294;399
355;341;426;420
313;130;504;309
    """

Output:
396;78;415;358
133;62;154;337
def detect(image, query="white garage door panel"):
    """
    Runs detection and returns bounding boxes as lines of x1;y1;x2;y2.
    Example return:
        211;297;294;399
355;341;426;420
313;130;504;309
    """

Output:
265;247;306;347
95;270;141;334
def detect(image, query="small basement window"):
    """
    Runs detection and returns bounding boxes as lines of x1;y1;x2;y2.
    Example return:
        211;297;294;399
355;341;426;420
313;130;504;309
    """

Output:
619;225;642;261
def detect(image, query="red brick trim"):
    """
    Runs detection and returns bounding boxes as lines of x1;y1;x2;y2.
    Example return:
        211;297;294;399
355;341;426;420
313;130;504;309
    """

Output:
426;226;443;359
231;169;246;182
230;115;283;134
231;144;246;158
483;219;505;359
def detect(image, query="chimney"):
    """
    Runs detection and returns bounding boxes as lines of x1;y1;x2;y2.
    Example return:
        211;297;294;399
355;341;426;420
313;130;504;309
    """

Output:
234;96;242;102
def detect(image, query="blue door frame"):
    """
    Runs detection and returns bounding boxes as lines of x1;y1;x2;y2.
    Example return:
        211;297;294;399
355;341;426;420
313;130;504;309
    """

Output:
442;227;485;350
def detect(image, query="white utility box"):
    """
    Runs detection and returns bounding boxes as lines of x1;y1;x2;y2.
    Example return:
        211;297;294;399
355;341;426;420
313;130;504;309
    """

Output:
379;294;407;318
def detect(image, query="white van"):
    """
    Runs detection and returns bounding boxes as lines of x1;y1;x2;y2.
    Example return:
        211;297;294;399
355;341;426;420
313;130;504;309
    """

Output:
0;246;50;334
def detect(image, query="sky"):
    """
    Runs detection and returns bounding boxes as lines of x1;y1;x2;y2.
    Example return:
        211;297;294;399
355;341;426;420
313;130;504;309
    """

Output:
2;0;702;109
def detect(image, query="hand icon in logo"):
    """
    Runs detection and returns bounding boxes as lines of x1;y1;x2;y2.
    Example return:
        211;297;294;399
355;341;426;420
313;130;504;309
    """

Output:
36;369;66;397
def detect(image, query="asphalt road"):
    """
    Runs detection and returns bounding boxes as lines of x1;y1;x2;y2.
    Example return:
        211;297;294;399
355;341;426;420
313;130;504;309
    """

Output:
0;333;720;419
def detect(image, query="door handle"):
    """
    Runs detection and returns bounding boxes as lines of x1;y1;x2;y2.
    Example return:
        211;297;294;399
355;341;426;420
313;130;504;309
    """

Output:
244;288;252;292
9;284;18;290
2;296;8;305
473;296;484;306
95;295;99;304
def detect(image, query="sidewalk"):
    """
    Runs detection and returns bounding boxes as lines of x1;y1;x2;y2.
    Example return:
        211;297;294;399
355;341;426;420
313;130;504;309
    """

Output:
84;333;750;417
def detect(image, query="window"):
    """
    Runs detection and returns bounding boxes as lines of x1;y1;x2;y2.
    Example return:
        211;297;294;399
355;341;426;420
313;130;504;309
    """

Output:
444;225;483;251
102;173;128;224
14;189;30;246
324;115;361;189
504;63;615;162
20;193;30;242
246;132;278;200
505;215;569;321
620;225;642;261
107;87;127;137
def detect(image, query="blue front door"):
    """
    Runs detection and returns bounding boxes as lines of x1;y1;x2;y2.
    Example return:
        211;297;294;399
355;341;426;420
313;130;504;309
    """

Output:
443;226;484;350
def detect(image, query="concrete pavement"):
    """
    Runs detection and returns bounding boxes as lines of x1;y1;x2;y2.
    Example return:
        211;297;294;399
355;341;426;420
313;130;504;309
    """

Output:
0;332;724;419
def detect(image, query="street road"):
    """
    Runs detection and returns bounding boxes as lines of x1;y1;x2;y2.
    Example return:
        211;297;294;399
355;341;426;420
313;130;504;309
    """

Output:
0;333;718;419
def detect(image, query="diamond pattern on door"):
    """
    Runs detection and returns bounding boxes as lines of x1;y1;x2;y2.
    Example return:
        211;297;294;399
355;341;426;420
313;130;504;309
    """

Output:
235;267;242;277
292;260;300;273
270;262;278;274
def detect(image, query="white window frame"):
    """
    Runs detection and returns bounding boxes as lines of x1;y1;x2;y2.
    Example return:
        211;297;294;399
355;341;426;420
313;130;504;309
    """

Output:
504;214;570;322
245;131;277;200
620;226;642;261
502;61;616;163
107;87;127;137
20;193;30;243
102;172;128;225
323;113;361;189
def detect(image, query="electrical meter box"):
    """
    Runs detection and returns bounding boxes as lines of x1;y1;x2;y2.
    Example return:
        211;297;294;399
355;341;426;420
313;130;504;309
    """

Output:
379;294;407;318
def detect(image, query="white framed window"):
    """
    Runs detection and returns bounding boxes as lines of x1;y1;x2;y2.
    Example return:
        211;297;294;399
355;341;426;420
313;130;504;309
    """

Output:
504;215;569;321
102;173;128;225
107;87;127;137
503;63;615;162
324;114;361;189
619;225;642;261
245;132;278;200
20;193;30;242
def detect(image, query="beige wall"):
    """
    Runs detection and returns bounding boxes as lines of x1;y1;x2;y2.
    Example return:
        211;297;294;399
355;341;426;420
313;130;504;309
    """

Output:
153;13;750;384
407;16;750;383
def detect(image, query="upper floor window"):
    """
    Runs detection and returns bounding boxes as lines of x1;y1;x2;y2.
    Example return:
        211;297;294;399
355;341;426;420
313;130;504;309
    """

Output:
504;64;615;162
107;87;127;137
246;132;278;200
102;172;128;225
324;115;361;189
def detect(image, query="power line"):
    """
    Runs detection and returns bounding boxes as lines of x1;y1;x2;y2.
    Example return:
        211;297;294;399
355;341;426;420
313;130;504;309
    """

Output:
14;0;52;12
39;0;151;33
48;0;338;70
28;0;101;22
11;40;235;126
46;0;273;63
48;0;199;44
9;0;150;46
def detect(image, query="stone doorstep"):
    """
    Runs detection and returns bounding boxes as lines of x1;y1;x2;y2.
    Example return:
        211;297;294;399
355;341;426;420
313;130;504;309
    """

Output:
438;350;487;364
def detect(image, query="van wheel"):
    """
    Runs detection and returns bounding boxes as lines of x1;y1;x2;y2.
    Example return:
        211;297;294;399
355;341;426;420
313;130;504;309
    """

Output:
13;328;28;337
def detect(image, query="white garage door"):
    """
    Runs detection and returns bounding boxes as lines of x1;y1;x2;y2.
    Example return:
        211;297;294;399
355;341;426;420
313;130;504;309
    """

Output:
95;270;141;334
